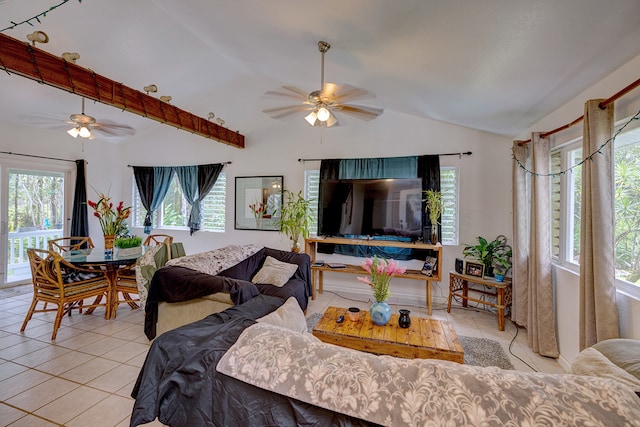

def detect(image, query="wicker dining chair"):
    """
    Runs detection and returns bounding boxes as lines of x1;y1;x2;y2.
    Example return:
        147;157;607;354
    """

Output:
21;248;111;340
48;236;95;253
143;234;174;246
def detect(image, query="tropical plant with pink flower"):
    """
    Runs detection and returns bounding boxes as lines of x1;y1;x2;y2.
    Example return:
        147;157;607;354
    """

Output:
357;256;406;302
87;192;131;236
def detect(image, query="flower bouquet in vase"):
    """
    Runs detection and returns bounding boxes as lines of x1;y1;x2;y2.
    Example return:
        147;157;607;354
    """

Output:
358;256;406;326
88;192;131;256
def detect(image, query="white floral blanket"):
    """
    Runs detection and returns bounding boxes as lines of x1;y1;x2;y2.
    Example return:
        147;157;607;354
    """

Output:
217;323;640;427
166;244;262;276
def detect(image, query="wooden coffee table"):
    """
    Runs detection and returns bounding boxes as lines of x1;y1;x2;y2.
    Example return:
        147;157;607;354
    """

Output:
312;306;464;363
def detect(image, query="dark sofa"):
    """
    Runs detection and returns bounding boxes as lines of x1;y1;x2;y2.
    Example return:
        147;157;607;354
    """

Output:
144;246;311;339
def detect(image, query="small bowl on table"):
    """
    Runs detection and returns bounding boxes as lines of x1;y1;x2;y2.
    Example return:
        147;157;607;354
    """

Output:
347;307;361;321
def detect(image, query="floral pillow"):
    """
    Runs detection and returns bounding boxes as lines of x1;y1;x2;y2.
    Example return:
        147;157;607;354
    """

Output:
251;256;298;287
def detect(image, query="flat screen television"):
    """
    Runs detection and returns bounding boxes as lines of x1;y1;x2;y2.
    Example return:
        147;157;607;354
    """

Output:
319;178;423;241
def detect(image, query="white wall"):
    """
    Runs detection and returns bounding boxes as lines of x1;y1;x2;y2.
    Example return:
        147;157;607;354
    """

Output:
118;105;513;302
1;75;512;322
518;53;640;368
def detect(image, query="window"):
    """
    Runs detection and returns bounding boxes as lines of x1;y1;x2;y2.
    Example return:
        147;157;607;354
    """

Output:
553;117;640;289
303;168;459;244
131;172;226;232
305;170;320;235
440;167;459;245
613;127;640;285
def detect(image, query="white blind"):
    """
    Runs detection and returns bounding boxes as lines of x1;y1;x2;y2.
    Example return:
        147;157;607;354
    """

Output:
440;167;458;245
305;170;320;235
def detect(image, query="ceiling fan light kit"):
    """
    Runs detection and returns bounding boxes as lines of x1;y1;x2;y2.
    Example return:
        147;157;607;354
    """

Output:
263;40;383;128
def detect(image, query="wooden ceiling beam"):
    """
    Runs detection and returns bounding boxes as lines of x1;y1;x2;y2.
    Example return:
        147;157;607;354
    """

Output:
0;33;244;148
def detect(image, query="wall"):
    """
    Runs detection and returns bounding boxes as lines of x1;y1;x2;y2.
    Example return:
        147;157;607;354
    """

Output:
1;78;512;323
517;53;640;368
117;106;513;303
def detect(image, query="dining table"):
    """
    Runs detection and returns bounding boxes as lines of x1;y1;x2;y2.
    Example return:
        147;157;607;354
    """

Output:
62;247;144;319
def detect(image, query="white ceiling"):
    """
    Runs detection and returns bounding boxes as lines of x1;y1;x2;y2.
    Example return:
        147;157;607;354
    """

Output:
1;0;640;141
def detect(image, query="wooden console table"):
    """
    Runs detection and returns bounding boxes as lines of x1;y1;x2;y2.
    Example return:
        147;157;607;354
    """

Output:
304;237;442;315
446;271;512;331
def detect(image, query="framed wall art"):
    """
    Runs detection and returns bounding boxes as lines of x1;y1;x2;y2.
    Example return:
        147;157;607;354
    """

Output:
235;176;283;231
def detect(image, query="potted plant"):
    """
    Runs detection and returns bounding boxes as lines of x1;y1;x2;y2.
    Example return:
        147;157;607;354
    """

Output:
491;246;512;282
423;189;443;244
277;189;312;253
462;235;511;278
114;235;143;256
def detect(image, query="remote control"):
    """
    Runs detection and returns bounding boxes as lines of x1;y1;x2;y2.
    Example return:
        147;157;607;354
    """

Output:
336;315;344;323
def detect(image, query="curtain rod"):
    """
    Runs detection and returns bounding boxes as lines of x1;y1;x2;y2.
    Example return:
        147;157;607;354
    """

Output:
298;151;472;163
0;150;77;163
127;161;232;167
518;76;640;145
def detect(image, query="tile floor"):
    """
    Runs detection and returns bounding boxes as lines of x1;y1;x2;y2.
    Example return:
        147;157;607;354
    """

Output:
0;286;564;426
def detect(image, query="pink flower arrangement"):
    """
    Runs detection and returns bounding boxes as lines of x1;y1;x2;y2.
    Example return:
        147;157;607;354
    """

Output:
357;256;406;302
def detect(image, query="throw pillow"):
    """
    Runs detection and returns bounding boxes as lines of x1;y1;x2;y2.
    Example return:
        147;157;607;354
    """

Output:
135;243;165;307
251;256;298;287
257;297;307;334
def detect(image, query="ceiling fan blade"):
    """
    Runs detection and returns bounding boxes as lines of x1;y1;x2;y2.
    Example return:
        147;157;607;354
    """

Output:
92;122;136;137
264;86;309;102
322;83;376;104
333;104;384;121
263;104;313;119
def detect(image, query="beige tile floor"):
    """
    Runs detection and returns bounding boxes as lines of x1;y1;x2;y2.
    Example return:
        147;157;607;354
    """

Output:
0;286;564;426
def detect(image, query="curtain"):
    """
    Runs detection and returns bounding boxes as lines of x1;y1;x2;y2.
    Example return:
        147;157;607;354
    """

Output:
70;159;89;244
318;159;341;236
149;167;175;234
339;156;418;179
579;99;619;349
511;143;529;326
175;166;198;234
175;164;223;235
512;135;559;358
418;155;441;241
132;166;174;234
133;167;154;233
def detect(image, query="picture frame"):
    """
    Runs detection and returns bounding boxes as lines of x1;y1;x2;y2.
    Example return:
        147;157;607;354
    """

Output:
235;176;283;231
465;261;485;278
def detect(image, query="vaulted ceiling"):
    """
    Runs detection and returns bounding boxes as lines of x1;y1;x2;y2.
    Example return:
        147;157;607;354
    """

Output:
1;0;640;144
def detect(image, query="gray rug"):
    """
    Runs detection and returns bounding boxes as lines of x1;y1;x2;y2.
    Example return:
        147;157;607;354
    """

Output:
306;313;514;370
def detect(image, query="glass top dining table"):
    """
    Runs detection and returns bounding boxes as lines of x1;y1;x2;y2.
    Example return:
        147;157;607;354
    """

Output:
61;247;144;319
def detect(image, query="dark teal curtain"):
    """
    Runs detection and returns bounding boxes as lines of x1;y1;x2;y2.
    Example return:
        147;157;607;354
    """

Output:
175;165;198;233
70;159;89;244
338;156;418;179
174;164;223;234
148;167;175;234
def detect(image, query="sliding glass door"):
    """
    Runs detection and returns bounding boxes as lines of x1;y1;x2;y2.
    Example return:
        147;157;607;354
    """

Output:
0;156;75;287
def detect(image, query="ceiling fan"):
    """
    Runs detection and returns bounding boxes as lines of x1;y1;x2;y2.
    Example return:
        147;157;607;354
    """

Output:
263;41;383;127
23;97;136;140
65;97;135;139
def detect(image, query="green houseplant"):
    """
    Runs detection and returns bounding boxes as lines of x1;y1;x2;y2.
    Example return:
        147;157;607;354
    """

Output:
114;235;143;256
462;235;511;278
277;189;312;253
423;189;443;244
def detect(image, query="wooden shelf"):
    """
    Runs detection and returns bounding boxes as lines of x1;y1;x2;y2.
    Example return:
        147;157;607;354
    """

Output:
305;237;442;315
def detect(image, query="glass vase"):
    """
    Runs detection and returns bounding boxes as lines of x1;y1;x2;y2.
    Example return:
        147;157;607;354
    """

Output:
370;301;391;326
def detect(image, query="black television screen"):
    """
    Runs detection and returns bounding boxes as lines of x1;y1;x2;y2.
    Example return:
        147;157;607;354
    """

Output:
319;178;423;240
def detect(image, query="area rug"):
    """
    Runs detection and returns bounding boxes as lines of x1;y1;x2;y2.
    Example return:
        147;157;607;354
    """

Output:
306;313;514;370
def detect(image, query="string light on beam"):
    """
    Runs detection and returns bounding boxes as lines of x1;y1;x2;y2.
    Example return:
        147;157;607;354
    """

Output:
1;1;82;33
513;109;640;177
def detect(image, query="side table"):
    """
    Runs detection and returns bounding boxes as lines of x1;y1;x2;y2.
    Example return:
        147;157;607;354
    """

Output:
447;271;512;331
